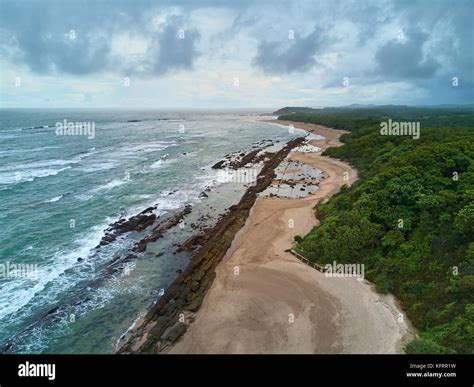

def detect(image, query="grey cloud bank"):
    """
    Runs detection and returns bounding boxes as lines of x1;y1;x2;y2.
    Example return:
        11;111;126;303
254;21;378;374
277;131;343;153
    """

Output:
0;0;472;107
374;30;439;80
253;27;326;74
0;1;200;76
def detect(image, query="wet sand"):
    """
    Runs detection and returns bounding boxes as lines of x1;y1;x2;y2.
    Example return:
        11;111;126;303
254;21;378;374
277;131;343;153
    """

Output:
169;120;414;354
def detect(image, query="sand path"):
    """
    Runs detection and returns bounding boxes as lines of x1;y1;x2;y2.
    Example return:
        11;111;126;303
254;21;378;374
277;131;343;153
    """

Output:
169;121;413;354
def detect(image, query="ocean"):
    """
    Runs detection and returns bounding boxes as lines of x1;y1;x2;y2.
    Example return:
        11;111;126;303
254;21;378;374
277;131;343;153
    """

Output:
0;109;303;353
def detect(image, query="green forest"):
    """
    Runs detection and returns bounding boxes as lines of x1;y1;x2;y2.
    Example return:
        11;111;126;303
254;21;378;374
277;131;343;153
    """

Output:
280;107;474;354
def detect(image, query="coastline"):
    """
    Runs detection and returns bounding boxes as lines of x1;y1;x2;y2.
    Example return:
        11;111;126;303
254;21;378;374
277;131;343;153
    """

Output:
117;135;305;353
118;120;414;354
2;112;309;354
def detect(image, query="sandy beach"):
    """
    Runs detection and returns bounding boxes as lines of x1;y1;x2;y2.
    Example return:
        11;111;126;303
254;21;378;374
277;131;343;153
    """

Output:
169;120;414;354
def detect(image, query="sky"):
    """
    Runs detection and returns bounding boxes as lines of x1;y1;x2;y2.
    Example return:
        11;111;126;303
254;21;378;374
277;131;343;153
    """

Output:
0;0;473;109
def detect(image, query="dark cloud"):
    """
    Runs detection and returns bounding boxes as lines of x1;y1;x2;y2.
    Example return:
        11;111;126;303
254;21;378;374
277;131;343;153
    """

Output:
0;0;200;77
147;16;200;76
393;0;474;83
0;0;473;106
374;29;439;79
252;28;325;74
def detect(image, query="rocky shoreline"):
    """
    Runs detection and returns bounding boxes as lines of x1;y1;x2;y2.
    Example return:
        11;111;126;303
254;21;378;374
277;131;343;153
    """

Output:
165;121;413;354
117;136;305;353
1;134;298;354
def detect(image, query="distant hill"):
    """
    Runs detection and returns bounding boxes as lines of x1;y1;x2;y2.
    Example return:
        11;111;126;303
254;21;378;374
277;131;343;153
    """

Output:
273;107;321;115
274;105;474;117
275;106;474;129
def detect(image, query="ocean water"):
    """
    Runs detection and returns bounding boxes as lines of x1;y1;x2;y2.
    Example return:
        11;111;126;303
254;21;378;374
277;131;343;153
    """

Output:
0;109;301;353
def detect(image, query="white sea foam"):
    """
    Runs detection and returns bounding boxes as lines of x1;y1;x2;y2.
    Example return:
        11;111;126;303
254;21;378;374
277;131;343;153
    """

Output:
0;220;114;321
108;142;176;158
124;142;176;153
115;312;143;349
0;151;97;185
0;166;72;185
149;158;175;169
0;159;75;172
123;168;219;218
76;178;129;201
2;127;24;133
44;195;63;203
95;179;127;191
0;145;61;156
77;161;116;173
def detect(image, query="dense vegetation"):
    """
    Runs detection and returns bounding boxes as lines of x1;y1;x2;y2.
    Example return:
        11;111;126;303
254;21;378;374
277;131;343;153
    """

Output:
282;107;474;354
278;105;474;137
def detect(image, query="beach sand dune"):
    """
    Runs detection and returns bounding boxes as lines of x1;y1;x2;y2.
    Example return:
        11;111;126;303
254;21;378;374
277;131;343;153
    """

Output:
169;121;413;354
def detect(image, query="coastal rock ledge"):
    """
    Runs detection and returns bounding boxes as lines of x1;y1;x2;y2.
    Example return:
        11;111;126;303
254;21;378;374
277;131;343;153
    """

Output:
117;136;305;354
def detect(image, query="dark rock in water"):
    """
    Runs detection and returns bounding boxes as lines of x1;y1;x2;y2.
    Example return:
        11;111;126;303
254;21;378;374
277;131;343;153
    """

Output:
179;232;210;252
212;148;265;170
199;191;208;198
1;343;12;352
46;306;60;315
123;253;137;262
77;257;84;262
96;210;157;248
104;253;138;275
98;233;116;246
140;206;156;214
130;204;192;253
183;152;187;155
118;255;135;265
127;119;142;122
300;187;305;191
211;159;226;169
134;240;147;253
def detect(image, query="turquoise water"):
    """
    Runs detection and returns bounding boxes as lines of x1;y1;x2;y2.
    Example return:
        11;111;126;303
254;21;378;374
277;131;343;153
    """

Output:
0;109;299;353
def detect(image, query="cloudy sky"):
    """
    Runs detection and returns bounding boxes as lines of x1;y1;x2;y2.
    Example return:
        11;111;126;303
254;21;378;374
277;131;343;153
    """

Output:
0;0;473;109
